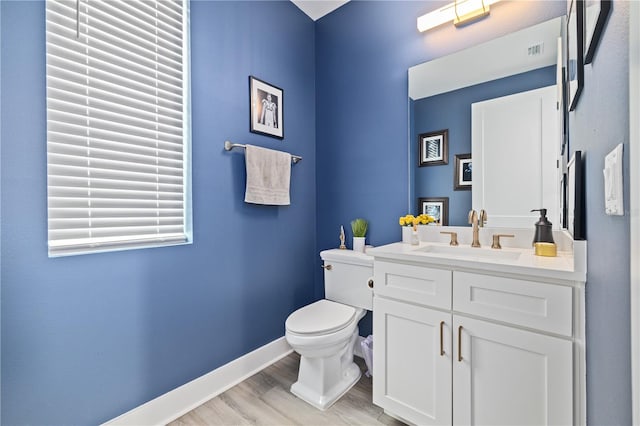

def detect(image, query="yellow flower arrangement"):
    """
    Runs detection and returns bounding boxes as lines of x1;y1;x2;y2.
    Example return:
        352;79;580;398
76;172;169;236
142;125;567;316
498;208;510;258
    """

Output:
398;214;415;226
399;213;435;226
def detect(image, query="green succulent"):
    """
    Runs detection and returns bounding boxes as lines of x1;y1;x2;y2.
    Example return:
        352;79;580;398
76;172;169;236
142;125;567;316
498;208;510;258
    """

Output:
351;218;368;238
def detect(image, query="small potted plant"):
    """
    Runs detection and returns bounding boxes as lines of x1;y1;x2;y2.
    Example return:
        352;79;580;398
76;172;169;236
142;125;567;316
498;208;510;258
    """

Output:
351;218;368;253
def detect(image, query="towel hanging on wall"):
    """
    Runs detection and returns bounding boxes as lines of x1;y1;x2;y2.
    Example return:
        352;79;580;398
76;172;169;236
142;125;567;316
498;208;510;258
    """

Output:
244;144;291;205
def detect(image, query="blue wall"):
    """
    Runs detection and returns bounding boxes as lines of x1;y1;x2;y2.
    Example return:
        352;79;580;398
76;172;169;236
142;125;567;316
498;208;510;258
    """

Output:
569;2;632;424
0;1;315;424
411;66;557;226
317;0;631;424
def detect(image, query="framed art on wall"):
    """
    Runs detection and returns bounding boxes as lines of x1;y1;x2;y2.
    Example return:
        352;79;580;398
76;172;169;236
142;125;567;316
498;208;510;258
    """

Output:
454;153;472;191
250;76;284;139
567;151;585;240
561;66;570;156
567;0;584;111
418;129;448;166
418;197;449;226
560;172;568;229
583;0;611;64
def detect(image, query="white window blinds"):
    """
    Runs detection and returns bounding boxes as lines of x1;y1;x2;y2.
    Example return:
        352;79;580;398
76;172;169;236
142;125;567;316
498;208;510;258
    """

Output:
46;0;190;256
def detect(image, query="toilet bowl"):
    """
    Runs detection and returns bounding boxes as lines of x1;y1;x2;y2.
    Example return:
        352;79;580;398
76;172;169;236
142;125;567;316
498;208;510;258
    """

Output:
284;249;373;410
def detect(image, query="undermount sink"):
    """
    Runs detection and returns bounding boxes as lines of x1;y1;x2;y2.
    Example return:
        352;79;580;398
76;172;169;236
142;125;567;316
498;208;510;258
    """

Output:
416;244;522;261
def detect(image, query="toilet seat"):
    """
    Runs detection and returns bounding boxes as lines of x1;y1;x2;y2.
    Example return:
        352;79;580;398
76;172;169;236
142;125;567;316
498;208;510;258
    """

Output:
285;300;356;336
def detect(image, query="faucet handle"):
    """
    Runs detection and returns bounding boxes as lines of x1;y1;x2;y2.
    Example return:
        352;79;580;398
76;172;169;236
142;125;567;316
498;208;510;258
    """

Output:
468;209;477;224
440;231;459;246
479;209;487;227
491;234;514;249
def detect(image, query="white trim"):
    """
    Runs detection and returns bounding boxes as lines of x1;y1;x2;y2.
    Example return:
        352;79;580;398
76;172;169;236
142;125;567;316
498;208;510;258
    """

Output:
103;337;292;426
631;1;640;424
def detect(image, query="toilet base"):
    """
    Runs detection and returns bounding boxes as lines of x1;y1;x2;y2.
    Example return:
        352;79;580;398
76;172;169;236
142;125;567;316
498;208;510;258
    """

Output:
290;361;361;411
286;306;367;411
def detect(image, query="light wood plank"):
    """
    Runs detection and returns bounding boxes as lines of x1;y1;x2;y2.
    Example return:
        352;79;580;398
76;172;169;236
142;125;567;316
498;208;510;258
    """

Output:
170;353;406;426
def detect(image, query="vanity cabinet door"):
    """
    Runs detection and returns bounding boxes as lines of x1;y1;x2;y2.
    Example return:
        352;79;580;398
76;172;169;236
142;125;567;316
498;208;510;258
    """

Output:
452;316;573;426
373;296;451;426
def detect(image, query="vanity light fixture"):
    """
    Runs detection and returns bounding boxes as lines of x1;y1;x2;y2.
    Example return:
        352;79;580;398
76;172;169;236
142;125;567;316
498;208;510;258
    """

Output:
417;0;502;33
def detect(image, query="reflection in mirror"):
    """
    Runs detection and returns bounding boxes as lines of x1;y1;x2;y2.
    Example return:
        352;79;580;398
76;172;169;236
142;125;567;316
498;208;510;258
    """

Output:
409;17;564;228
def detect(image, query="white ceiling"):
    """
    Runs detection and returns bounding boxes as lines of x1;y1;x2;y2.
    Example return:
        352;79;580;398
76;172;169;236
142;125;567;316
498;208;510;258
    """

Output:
409;17;563;100
291;0;349;21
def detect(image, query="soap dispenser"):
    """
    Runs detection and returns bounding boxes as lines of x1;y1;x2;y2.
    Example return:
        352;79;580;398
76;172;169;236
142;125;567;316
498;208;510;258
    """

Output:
531;209;555;244
531;208;557;256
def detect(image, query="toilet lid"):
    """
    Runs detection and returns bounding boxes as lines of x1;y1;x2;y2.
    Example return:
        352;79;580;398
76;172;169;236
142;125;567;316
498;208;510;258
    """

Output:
285;300;357;335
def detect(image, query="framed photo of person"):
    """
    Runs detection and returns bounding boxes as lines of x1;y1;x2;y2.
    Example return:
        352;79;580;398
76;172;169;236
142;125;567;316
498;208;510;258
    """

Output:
250;76;284;139
418;129;448;166
418;197;449;226
454;153;472;190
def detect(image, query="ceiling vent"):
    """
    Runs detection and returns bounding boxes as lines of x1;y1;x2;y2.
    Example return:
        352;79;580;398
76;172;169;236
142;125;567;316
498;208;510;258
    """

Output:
528;42;544;56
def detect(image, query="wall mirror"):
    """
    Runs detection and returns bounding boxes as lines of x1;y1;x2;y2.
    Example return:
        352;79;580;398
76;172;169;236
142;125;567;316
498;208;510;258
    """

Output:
409;17;565;228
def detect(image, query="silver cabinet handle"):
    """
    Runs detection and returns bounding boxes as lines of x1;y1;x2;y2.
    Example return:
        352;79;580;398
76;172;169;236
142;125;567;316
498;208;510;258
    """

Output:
440;321;445;356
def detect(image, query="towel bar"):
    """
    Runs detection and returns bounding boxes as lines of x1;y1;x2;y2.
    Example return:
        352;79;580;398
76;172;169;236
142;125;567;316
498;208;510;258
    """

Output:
224;141;302;164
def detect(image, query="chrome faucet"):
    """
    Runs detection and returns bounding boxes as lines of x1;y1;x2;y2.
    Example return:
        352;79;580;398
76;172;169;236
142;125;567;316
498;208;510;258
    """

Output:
468;209;486;248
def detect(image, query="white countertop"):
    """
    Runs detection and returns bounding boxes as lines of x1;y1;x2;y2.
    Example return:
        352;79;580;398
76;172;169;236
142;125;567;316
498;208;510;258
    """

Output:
367;241;586;283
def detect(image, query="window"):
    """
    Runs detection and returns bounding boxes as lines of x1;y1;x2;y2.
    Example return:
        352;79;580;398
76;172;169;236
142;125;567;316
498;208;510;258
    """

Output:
46;0;191;256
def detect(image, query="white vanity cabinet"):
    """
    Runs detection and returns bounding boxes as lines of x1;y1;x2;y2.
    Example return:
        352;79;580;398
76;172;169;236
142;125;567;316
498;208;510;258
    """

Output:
372;260;581;426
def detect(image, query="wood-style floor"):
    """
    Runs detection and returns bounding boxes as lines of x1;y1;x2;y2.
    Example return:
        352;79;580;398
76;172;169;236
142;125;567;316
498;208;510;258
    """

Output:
170;352;406;425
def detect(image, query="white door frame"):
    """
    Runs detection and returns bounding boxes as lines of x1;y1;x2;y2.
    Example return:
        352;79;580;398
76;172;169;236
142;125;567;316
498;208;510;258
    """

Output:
629;2;639;424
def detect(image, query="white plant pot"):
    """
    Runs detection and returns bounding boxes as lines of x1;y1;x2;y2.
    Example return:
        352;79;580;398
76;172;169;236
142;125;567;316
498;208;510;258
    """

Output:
353;237;366;253
402;227;413;243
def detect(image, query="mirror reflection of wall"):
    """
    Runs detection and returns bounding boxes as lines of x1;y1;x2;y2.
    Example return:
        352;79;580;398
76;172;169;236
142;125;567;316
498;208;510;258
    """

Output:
408;17;563;227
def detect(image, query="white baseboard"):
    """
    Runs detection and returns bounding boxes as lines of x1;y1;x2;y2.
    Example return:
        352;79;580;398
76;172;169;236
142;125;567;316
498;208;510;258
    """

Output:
103;337;292;426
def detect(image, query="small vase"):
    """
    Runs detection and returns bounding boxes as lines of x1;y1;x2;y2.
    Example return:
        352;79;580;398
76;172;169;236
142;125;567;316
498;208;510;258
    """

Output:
411;230;420;245
402;226;413;243
353;236;366;253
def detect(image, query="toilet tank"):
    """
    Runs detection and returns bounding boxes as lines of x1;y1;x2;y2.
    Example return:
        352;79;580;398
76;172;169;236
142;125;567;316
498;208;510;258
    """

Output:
320;249;373;311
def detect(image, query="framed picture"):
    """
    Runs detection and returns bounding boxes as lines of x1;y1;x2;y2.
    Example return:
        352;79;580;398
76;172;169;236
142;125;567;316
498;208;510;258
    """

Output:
418;129;448;167
583;0;611;64
560;172;568;229
454;153;472;191
567;0;584;111
250;76;284;139
418;197;449;226
567;151;585;240
556;33;569;156
560;66;569;156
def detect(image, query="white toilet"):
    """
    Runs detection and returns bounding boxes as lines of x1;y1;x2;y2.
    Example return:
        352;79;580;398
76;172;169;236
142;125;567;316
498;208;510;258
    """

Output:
285;249;373;410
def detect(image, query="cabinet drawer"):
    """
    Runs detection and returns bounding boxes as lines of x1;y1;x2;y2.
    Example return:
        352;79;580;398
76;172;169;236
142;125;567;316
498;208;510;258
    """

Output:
453;272;572;336
374;261;451;309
